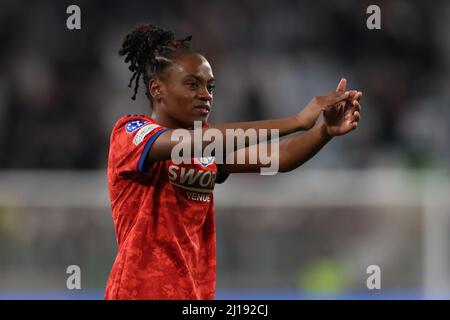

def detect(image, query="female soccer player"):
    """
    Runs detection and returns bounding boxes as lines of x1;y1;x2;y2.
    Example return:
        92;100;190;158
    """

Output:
105;24;362;300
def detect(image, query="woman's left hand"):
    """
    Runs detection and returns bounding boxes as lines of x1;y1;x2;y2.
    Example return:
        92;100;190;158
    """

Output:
323;89;362;137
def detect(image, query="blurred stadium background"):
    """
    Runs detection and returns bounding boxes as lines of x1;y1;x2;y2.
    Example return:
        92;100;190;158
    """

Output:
0;0;449;299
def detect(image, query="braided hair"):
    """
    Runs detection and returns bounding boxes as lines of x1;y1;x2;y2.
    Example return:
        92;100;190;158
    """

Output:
119;23;193;101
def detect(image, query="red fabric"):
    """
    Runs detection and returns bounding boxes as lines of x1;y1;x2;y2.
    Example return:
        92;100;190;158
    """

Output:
105;115;219;300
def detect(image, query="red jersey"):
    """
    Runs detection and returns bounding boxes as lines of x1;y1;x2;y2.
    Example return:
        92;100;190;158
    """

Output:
104;114;228;300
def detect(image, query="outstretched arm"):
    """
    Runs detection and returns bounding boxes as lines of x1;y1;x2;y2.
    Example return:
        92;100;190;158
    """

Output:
221;89;362;174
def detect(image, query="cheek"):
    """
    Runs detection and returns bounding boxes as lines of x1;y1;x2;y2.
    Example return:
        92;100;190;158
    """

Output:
169;88;194;106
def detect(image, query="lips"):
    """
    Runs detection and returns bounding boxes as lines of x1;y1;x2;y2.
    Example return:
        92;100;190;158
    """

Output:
193;105;210;115
194;105;210;111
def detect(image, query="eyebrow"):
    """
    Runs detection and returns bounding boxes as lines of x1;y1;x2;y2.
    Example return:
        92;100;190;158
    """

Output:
184;75;215;82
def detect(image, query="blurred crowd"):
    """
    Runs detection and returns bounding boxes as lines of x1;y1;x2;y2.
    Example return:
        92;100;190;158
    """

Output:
0;0;449;170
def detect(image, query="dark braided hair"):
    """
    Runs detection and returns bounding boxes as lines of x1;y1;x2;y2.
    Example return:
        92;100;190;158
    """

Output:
119;23;193;101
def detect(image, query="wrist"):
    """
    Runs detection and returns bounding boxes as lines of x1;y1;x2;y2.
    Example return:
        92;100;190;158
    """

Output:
319;122;333;141
293;112;316;131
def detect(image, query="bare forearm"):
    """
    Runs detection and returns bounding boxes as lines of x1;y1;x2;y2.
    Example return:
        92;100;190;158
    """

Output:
211;116;305;138
279;122;332;172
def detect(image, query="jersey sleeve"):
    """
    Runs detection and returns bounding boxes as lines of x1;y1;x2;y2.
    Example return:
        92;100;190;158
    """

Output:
109;116;170;176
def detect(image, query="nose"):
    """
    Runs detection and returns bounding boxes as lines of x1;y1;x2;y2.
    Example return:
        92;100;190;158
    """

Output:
197;85;212;102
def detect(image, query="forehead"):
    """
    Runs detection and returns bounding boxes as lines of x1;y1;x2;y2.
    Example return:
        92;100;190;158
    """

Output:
168;53;214;80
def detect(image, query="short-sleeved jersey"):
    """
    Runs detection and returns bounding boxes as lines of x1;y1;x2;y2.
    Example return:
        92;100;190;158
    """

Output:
104;114;228;300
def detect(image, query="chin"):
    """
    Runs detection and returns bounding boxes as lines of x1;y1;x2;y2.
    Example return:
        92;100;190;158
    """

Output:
193;114;209;122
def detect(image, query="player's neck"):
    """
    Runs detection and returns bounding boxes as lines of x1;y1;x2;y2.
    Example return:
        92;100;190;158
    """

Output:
151;110;187;129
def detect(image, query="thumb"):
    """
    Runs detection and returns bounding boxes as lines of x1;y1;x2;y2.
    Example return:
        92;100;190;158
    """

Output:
336;78;347;92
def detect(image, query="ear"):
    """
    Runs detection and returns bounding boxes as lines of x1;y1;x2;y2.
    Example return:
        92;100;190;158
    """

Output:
149;79;164;100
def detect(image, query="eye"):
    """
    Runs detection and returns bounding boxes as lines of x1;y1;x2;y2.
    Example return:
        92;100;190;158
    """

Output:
207;84;215;94
186;81;198;90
